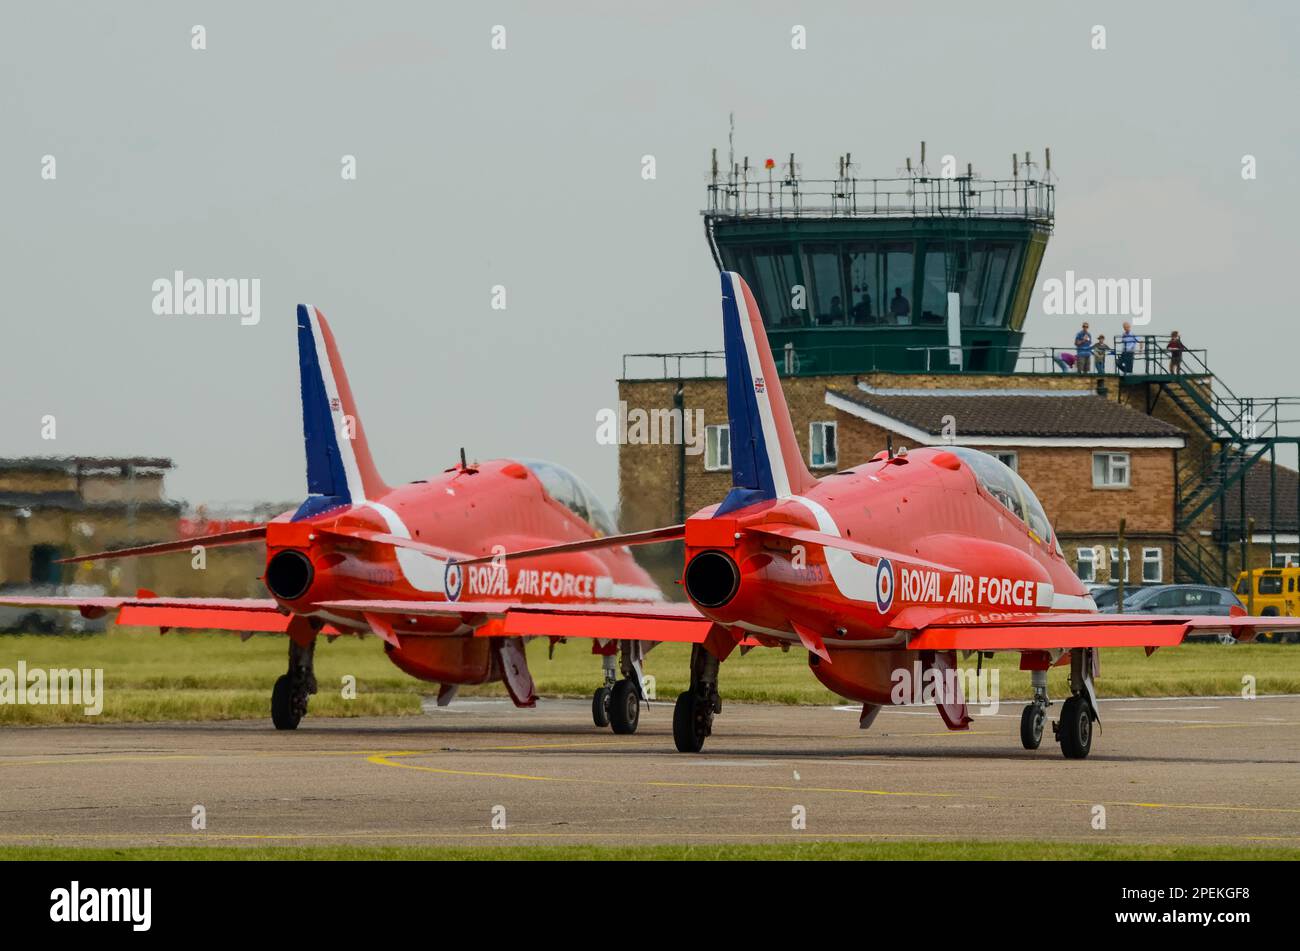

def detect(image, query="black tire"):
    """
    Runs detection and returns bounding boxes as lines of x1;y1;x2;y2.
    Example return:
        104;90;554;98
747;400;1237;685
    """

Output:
271;674;302;730
1020;703;1044;750
672;691;707;753
609;679;640;735
1059;695;1093;759
591;686;611;728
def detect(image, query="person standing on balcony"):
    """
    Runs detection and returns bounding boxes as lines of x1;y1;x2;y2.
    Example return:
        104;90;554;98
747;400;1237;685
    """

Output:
1074;321;1093;373
1093;334;1109;373
1166;330;1186;373
1118;321;1140;374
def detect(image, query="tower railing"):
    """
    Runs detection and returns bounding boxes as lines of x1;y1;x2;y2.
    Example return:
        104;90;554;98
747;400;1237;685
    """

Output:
706;174;1054;226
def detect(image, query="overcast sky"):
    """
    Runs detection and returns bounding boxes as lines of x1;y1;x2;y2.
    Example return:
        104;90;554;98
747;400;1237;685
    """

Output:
3;1;1297;511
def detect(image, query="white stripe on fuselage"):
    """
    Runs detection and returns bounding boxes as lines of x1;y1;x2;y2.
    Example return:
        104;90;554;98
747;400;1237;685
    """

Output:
359;500;446;593
731;275;791;499
594;578;661;602
354;502;661;603
786;495;879;602
306;304;366;504
781;495;1096;613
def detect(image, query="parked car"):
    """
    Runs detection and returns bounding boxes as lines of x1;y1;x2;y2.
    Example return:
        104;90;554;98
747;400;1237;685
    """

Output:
1100;583;1246;643
1234;567;1300;613
1087;583;1159;611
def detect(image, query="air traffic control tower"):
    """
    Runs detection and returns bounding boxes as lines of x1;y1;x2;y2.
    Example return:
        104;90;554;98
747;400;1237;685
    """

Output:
702;148;1054;373
619;145;1300;592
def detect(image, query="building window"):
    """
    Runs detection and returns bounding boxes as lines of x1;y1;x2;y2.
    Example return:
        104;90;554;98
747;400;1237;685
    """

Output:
992;451;1018;472
1109;547;1132;583
705;424;731;471
1093;452;1131;488
809;421;838;469
1076;548;1097;583
1272;552;1299;568
1142;547;1163;584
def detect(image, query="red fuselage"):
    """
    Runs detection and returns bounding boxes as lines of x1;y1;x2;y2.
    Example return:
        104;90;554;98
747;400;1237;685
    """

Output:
262;459;659;684
679;446;1093;703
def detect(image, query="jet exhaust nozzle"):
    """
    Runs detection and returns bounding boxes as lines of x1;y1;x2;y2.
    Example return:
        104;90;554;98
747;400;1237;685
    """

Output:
684;550;741;608
265;549;314;601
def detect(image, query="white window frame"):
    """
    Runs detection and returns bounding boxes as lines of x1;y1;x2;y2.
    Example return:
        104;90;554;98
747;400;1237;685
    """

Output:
1271;552;1300;568
704;424;731;472
992;451;1019;472
1109;547;1132;583
1142;546;1163;584
809;421;838;470
1092;452;1131;488
1076;547;1097;583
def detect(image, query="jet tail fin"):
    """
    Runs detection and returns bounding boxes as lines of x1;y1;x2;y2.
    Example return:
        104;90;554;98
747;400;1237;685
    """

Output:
294;305;388;518
717;272;817;515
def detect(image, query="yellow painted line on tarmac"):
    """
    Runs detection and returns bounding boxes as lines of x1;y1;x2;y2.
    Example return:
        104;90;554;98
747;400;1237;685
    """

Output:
366;750;1300;816
0;754;202;768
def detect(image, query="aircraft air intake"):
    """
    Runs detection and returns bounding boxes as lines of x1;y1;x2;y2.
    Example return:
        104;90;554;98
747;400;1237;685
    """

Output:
684;550;741;608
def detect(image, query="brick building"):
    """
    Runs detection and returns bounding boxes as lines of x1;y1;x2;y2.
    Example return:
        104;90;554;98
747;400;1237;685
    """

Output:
0;457;272;617
618;370;1188;588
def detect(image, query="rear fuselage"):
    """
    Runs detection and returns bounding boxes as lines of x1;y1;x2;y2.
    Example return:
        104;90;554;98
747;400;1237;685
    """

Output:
263;458;659;683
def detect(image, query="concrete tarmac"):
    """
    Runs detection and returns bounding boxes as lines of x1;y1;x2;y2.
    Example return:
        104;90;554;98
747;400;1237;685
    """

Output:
1;695;1297;850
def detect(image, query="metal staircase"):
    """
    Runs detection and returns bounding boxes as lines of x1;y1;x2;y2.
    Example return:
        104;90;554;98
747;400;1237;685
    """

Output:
1130;342;1300;585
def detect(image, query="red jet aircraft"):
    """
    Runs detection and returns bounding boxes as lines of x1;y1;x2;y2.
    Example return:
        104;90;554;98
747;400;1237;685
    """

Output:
464;272;1300;758
0;305;709;733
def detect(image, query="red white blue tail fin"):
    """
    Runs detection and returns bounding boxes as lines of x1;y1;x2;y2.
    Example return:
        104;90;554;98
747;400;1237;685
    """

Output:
294;305;388;519
717;272;817;514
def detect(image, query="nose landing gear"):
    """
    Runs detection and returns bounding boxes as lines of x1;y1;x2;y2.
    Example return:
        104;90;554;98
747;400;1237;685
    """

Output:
1020;668;1050;750
591;640;647;734
1052;647;1099;759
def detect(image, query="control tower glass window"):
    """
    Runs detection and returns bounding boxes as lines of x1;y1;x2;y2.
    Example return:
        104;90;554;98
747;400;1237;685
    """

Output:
957;241;1023;328
977;245;1012;326
919;244;948;325
804;245;845;325
751;247;799;327
845;245;879;324
882;243;913;326
994;244;1023;324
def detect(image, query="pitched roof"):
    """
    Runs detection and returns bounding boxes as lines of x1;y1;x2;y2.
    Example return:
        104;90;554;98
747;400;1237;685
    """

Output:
1219;460;1300;534
827;387;1185;441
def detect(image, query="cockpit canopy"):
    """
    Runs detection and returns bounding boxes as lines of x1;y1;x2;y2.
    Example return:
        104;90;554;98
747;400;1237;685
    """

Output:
519;459;618;536
946;447;1053;544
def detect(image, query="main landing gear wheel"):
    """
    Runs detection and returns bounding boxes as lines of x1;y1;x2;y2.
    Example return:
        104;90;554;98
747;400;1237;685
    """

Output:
272;634;317;731
672;690;709;753
1020;703;1045;750
591;686;612;728
609;679;640;735
271;674;302;730
1058;695;1094;759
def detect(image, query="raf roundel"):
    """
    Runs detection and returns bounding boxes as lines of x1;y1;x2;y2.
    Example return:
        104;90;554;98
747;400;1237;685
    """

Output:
444;561;463;602
875;557;895;613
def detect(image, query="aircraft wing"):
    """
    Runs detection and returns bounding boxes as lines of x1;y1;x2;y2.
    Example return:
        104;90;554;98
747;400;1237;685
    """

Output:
0;591;709;644
317;599;712;644
904;609;1300;651
0;594;292;633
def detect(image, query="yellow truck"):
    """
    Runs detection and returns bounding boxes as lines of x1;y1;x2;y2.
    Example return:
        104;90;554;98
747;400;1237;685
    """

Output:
1234;567;1300;641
